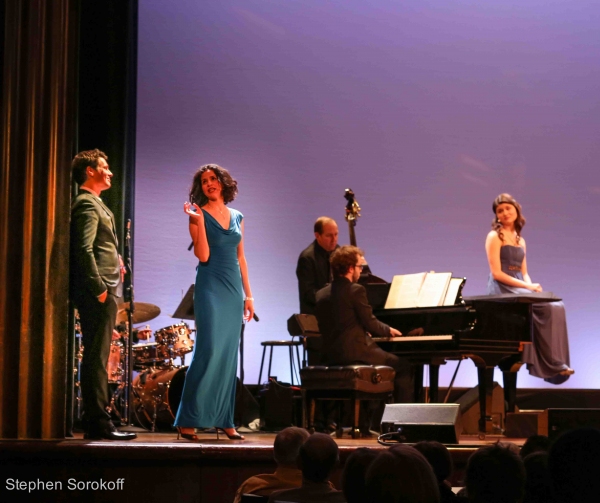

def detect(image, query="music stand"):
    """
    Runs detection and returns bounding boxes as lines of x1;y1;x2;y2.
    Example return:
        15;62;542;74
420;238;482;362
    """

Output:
172;284;195;321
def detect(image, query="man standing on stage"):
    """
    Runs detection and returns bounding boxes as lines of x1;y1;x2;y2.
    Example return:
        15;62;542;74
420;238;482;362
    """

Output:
296;217;339;366
315;245;413;404
69;149;136;440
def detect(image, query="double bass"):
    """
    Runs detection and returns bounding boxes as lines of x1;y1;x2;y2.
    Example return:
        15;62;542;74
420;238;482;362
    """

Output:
343;188;387;284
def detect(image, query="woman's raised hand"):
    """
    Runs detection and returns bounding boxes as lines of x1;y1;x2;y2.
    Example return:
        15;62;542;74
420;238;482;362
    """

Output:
184;201;203;221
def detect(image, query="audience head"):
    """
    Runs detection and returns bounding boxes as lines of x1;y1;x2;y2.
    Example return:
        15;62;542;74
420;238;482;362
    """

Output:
330;245;364;278
548;427;600;503
314;217;339;252
365;445;440;503
298;432;339;483
273;427;310;468
413;441;453;485
465;443;525;503
520;435;550;459
342;448;379;503
522;451;551;503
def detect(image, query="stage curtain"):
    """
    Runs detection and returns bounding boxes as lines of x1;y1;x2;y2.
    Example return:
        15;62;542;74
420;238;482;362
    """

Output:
0;0;79;439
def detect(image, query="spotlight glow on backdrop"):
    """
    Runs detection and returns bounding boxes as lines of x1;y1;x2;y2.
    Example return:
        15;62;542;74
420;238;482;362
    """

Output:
135;0;600;389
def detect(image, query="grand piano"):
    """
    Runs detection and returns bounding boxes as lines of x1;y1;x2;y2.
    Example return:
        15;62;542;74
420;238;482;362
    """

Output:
337;189;558;436
369;289;559;436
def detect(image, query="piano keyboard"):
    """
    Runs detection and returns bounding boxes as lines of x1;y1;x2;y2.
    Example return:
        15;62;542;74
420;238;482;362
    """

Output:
373;335;454;342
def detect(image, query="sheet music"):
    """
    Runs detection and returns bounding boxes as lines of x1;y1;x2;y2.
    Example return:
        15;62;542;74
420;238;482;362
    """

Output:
442;278;464;306
416;272;452;307
384;273;427;309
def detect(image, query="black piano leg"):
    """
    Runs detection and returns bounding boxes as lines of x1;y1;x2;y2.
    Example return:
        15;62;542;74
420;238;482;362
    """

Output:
429;365;440;403
414;364;424;403
503;371;518;413
477;367;494;438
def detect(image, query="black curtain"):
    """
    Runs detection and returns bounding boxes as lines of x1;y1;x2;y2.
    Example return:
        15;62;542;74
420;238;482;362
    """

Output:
0;0;137;439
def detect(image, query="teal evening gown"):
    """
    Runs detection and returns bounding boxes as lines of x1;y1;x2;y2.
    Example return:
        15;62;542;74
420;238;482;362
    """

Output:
174;208;244;428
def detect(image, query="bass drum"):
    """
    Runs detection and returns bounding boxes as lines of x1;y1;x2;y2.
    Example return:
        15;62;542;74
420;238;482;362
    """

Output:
132;366;188;430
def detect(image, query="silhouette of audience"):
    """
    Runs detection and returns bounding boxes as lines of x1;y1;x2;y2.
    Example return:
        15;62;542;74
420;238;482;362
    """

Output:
548;427;600;503
240;427;600;503
365;444;440;503
341;448;379;503
268;432;345;503
413;441;464;503
519;435;550;459
464;443;525;503
234;427;309;503
522;451;551;503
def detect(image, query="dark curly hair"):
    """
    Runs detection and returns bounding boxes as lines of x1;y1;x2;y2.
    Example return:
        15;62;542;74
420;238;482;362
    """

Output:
189;164;238;206
491;193;526;245
330;245;364;278
71;149;108;185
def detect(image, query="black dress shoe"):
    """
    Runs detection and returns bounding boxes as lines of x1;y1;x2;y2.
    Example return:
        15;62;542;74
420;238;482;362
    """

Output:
84;422;137;441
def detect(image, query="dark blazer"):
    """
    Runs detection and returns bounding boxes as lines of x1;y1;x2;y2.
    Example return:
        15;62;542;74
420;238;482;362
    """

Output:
296;240;334;315
315;277;391;365
70;191;122;301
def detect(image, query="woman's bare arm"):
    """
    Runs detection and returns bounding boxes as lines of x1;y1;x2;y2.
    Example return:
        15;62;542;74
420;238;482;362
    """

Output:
237;220;254;322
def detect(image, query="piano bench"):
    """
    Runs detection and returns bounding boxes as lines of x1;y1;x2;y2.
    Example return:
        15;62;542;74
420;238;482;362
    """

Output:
300;365;395;439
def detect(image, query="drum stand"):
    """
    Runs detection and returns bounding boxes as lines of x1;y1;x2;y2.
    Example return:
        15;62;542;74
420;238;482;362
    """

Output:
73;320;83;421
108;382;126;422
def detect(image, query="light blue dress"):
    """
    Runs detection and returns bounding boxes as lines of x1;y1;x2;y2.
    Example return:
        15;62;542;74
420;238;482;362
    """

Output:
487;245;571;384
174;208;244;428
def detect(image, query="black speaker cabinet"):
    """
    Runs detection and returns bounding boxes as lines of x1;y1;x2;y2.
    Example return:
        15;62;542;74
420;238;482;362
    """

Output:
381;404;462;444
540;408;600;440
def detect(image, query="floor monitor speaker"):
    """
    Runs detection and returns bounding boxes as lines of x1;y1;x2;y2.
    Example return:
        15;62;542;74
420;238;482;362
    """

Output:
540;408;600;440
380;403;462;444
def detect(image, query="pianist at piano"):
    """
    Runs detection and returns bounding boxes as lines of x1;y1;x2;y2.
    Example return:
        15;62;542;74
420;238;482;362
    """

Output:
314;245;414;403
485;193;573;383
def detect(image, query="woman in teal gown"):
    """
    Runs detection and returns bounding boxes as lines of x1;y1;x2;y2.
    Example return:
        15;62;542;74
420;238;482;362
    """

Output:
485;193;573;384
175;164;254;440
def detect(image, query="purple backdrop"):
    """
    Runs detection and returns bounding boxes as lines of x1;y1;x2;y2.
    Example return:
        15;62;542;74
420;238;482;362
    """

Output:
135;0;600;389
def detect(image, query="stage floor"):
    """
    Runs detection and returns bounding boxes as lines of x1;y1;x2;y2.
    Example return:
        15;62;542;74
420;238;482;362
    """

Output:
0;431;526;503
68;429;527;447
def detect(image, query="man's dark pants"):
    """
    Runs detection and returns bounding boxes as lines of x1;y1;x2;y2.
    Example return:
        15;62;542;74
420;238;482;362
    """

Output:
76;292;118;427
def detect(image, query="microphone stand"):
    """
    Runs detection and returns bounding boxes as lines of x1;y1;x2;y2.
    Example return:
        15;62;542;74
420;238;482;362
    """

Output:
124;219;135;425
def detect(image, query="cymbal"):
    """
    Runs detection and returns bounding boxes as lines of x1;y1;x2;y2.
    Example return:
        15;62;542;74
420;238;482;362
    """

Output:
116;302;161;324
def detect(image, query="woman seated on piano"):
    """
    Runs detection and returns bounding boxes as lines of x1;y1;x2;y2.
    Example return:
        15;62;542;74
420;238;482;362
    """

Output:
485;193;574;383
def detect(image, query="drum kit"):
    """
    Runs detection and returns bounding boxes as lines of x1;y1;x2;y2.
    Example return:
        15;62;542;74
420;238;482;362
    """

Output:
74;301;195;432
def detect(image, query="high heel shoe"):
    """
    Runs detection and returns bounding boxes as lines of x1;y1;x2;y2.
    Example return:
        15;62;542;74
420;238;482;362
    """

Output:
177;427;201;441
216;427;245;440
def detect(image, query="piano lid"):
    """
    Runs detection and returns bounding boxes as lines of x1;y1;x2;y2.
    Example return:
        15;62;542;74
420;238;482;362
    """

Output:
464;292;561;304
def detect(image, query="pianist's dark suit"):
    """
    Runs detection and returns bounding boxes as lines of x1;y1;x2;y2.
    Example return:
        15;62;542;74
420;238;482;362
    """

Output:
315;277;413;403
70;190;122;427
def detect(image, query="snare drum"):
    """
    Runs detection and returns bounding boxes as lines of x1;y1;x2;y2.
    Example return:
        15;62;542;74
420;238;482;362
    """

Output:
154;323;194;357
106;341;124;383
132;366;188;429
132;342;167;366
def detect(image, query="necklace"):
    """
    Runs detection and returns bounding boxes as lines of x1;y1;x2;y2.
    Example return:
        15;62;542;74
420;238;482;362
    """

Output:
207;203;227;217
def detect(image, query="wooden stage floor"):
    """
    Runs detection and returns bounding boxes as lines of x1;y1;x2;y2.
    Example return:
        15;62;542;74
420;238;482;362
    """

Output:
0;430;526;503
